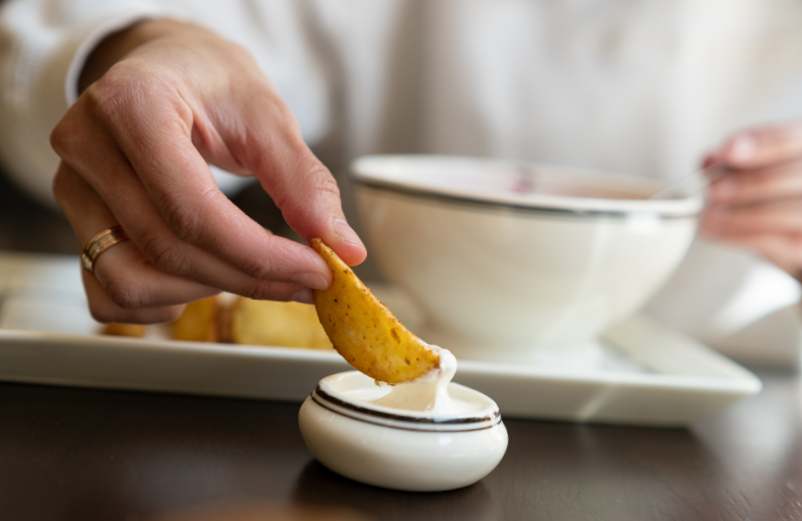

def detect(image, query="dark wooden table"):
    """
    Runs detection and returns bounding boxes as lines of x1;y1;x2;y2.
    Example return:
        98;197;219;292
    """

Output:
3;173;802;521
0;372;800;521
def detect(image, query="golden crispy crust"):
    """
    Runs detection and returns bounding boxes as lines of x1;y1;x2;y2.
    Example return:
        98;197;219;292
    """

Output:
229;297;332;349
310;238;439;384
170;297;219;342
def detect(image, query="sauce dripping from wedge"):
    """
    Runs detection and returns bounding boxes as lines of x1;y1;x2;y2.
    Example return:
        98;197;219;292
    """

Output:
371;345;473;415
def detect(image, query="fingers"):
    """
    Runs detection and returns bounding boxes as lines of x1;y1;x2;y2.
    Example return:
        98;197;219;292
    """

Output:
52;108;311;302
701;123;802;276
707;160;802;205
52;163;217;322
700;124;802;278
82;270;186;324
701;199;802;238
84;77;333;288
234;95;367;266
701;195;802;276
704;122;802;170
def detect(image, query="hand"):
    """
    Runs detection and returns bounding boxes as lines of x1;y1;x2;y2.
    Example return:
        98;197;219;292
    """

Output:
50;19;366;323
700;121;802;279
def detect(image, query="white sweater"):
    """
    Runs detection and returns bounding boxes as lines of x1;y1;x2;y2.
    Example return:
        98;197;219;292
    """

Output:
2;0;801;365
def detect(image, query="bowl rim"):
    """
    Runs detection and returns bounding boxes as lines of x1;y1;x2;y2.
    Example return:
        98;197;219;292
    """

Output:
351;154;703;219
314;371;501;433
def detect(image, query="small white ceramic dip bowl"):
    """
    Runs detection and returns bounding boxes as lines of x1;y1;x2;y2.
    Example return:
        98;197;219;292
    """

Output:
298;371;508;492
353;155;702;356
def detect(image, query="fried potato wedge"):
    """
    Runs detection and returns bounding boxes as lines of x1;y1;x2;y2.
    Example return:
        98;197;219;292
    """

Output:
310;238;439;384
230;298;332;349
171;296;220;342
100;323;146;337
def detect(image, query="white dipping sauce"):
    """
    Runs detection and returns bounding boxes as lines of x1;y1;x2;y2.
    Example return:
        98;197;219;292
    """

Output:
369;345;476;415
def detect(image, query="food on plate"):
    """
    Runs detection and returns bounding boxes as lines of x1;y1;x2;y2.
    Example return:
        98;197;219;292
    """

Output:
229;298;332;349
100;322;146;337
168;296;331;349
310;238;440;384
171;296;221;342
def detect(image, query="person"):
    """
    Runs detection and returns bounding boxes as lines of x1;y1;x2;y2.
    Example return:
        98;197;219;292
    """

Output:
1;0;801;364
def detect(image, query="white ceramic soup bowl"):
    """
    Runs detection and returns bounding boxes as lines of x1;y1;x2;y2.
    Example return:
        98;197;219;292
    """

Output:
352;155;702;357
298;371;508;492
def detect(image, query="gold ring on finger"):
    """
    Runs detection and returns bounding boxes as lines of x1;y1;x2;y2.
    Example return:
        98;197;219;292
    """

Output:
80;225;129;274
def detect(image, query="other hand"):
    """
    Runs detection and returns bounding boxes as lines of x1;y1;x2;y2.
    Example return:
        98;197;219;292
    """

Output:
701;120;802;279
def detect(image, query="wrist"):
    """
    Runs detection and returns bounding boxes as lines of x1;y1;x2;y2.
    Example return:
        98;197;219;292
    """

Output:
78;19;200;93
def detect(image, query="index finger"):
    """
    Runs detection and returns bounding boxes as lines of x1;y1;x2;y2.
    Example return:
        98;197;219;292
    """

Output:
95;91;331;291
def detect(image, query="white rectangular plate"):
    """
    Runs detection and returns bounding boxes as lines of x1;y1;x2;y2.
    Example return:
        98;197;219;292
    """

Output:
0;253;761;426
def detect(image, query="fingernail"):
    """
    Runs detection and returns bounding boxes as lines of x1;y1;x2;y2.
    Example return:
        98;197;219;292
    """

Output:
291;289;314;304
333;218;365;249
296;271;330;290
730;136;755;161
